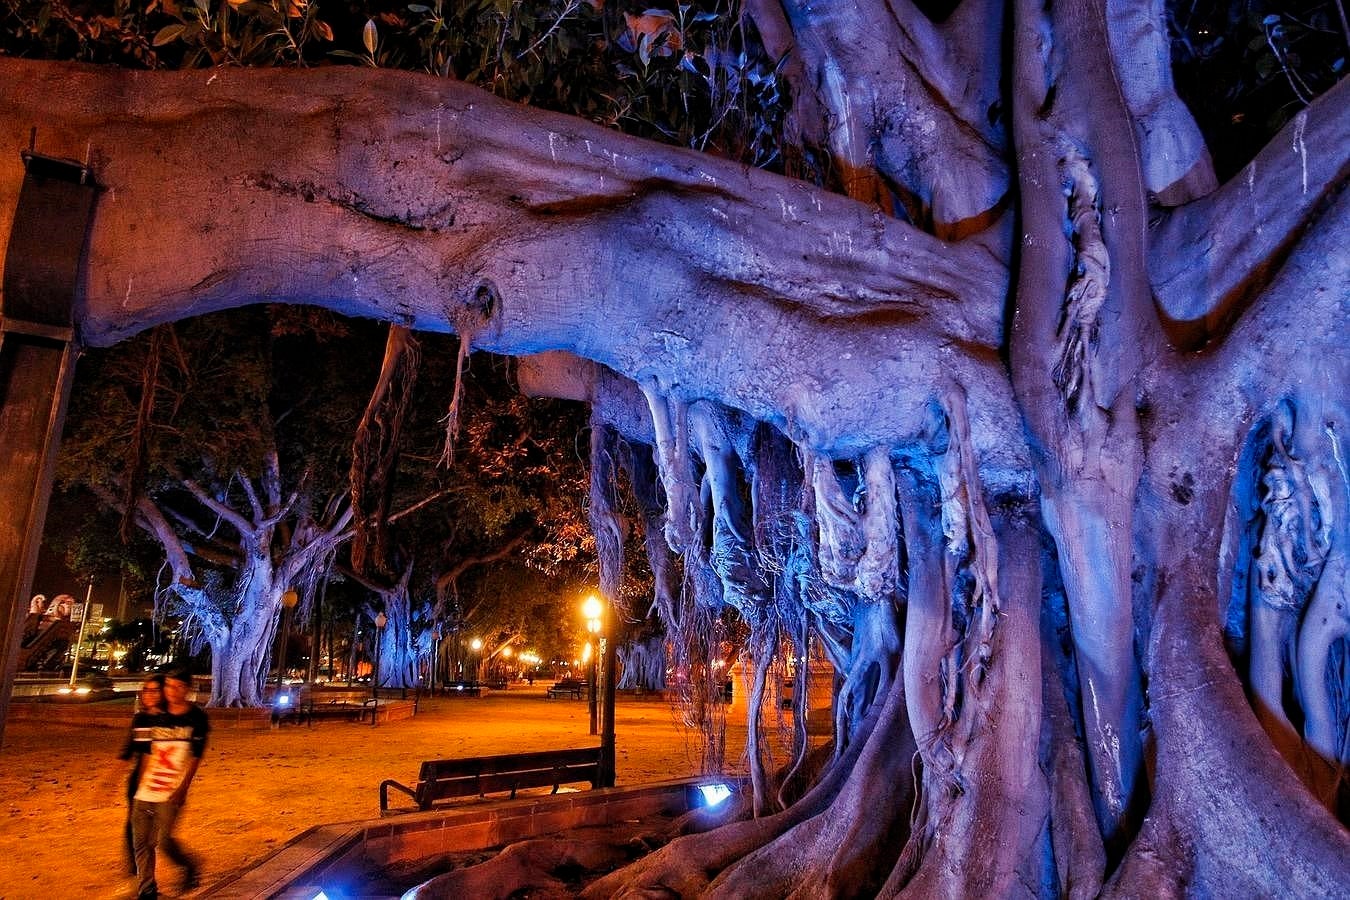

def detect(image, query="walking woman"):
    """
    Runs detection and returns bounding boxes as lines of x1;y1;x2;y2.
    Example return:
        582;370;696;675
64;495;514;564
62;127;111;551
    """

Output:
119;674;165;876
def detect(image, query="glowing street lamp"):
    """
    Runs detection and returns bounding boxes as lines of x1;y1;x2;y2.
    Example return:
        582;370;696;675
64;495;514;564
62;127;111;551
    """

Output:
582;595;602;735
470;637;483;683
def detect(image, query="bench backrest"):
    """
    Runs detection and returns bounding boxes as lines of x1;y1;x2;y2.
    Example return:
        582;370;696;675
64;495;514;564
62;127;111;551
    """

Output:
419;746;600;783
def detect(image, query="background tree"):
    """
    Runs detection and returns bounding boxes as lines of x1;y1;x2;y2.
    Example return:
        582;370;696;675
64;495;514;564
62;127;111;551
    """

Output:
54;308;374;705
343;322;595;689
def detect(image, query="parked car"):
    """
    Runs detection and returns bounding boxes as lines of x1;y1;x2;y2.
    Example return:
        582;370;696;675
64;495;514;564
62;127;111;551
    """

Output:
49;674;117;702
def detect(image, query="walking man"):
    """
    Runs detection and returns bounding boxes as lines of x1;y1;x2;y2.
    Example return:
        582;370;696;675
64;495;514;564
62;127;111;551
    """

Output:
129;669;209;899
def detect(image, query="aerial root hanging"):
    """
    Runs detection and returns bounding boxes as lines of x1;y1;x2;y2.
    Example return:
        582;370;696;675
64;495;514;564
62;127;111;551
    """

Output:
589;420;626;606
1051;140;1110;415
690;401;765;611
622;440;683;630
351;323;421;578
640;380;700;553
936;385;1002;700
833;600;903;750
808;451;867;589
854;445;901;600
436;331;471;468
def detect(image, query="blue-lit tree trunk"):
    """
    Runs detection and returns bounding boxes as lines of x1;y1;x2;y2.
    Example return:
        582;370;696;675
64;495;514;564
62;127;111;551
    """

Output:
3;0;1348;891
354;566;430;691
119;459;351;707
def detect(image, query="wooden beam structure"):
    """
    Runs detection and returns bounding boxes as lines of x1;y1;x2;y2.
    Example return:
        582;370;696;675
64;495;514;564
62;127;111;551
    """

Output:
0;148;96;744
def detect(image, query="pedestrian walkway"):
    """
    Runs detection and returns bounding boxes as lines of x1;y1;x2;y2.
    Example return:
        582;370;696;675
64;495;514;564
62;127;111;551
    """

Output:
0;684;819;898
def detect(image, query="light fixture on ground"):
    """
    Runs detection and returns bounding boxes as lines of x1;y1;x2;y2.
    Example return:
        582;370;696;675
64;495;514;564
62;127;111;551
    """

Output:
695;782;734;808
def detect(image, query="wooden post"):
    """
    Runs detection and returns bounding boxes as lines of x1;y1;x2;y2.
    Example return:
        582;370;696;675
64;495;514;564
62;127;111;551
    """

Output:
0;149;97;745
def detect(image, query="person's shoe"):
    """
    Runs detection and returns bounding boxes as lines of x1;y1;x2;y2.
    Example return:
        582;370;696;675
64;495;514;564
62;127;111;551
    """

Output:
182;862;201;892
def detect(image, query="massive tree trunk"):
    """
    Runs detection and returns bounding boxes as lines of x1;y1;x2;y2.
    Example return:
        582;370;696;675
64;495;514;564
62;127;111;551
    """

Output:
357;565;424;691
2;0;1348;890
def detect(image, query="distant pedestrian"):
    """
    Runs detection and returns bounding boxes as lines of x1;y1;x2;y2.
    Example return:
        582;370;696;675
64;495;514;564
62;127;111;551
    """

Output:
120;674;165;876
129;669;208;899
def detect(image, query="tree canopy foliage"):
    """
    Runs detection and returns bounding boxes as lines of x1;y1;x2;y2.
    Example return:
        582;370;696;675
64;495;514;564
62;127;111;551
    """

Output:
1;0;800;169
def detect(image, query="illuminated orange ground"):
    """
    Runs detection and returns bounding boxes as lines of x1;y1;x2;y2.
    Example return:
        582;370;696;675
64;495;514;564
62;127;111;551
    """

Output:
0;684;816;899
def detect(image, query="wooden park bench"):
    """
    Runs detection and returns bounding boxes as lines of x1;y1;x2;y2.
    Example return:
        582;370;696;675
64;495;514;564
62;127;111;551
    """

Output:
272;696;375;723
546;679;586;699
379;746;603;813
272;690;381;726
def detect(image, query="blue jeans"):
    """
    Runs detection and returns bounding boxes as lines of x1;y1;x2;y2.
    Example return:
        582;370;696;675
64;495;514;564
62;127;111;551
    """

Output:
130;798;195;898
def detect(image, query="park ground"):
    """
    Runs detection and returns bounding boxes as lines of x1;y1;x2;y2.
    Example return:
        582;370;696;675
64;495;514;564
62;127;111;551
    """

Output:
0;684;809;899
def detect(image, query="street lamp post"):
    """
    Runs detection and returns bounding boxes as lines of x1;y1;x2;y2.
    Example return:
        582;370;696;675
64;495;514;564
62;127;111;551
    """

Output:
600;604;617;787
583;596;602;736
470;637;483;685
372;611;387;707
430;624;442;696
67;580;94;688
275;588;299;693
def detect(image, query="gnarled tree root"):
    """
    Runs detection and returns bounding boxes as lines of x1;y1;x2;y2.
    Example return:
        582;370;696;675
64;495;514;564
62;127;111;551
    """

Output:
583;693;885;898
403;837;637;900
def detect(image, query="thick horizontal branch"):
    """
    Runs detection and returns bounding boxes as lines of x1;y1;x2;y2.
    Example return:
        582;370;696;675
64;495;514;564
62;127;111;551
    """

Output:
434;532;528;599
0;58;1028;482
181;477;255;537
1149;74;1350;349
0;59;1002;336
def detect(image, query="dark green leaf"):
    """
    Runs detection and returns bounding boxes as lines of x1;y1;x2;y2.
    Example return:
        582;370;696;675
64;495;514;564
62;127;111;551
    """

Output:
152;23;185;46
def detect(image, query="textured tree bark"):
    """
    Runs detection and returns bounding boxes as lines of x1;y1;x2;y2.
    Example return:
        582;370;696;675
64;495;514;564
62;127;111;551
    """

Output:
2;0;1348;889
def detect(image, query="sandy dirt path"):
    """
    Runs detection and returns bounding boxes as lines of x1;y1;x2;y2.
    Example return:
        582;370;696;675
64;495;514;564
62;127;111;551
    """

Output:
0;686;807;899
